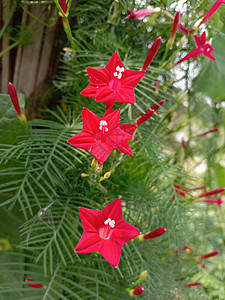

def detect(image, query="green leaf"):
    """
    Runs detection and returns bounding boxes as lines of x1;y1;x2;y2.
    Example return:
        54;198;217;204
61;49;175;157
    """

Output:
215;163;225;187
0;94;27;145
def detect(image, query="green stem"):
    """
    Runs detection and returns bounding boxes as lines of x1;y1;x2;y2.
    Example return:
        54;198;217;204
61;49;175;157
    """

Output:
0;41;20;58
158;44;170;68
21;1;54;4
0;1;18;40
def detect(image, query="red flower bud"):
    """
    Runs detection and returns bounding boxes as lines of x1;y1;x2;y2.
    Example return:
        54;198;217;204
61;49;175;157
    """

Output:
150;99;165;111
141;37;161;71
171;12;180;41
26;279;45;289
199;128;219;136
8;82;25;121
199;251;219;260
60;0;66;13
136;100;164;126
185;282;202;288
131;286;145;296
143;228;167;240
198;188;225;198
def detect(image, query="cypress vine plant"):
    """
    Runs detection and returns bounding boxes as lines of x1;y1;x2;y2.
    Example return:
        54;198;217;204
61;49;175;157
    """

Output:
0;0;224;299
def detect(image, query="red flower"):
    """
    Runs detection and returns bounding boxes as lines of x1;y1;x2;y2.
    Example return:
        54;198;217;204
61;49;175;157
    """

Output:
185;282;202;287
75;199;140;268
198;192;224;211
172;245;192;254
141;37;161;71
80;52;145;108
67;108;135;164
59;0;66;13
199;0;225;27
174;32;215;66
26;279;45;289
171;184;188;201
199;251;219;260
130;286;145;296
136;100;165;126
125;8;160;20
8;82;25;121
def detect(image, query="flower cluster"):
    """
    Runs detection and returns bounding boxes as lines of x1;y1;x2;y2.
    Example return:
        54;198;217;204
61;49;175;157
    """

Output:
68;45;163;165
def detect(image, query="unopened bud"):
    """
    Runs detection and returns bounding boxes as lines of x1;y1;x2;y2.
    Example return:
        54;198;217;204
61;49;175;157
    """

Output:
103;171;111;179
143;228;167;240
91;158;98;168
26;279;46;289
81;173;88;178
130;286;145;296
8;82;26;122
139;270;148;281
185;282;202;288
141;37;161;71
199;251;219;260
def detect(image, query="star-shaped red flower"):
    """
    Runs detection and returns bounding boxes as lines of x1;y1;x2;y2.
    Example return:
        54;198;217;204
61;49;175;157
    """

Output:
75;199;140;267
80;52;145;108
67;108;136;164
174;32;215;66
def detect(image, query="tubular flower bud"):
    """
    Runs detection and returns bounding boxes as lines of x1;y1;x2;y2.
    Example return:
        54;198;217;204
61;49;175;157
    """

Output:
198;0;225;27
136;100;164;126
168;12;180;46
26;279;46;289
59;0;66;14
125;8;161;20
8;82;26;122
141;228;167;240
185;282;202;288
141;37;162;71
199;128;219;136
199;251;219;260
130;286;145;296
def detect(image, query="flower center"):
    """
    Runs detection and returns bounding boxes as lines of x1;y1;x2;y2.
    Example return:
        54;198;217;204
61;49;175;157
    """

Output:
113;66;125;79
99;120;108;132
98;218;116;240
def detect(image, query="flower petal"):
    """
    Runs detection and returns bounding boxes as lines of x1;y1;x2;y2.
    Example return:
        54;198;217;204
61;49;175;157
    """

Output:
90;141;114;164
104;109;120;131
120;123;137;135
75;231;102;253
67;131;96;151
113;220;140;245
99;239;122;268
104;52;125;79
82;107;101;133
80;84;97;98
122;70;145;87
95;86;115;103
101;199;123;223
194;32;206;48
115;87;136;104
86;67;109;85
79;207;102;231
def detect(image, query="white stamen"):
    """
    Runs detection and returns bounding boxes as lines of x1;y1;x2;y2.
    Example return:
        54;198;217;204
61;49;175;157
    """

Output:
104;218;115;228
114;65;125;79
99;120;108;131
